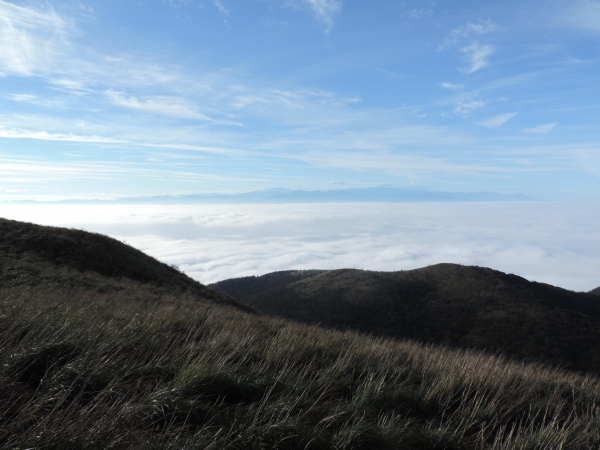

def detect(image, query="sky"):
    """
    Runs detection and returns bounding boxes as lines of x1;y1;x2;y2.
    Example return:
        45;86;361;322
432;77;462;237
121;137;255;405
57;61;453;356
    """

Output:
0;0;599;201
2;1;600;288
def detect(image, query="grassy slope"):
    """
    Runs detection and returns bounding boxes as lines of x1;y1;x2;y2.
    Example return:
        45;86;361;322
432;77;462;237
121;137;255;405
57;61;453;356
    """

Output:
211;266;600;374
3;282;600;449
0;217;253;313
3;218;600;449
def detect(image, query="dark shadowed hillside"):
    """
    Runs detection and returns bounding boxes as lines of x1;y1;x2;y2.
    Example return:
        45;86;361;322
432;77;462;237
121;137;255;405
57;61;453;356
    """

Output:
211;265;600;373
0;217;253;312
591;287;600;296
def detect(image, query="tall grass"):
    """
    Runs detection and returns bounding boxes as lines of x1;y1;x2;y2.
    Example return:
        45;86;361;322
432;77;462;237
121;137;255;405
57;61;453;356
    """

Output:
2;284;600;449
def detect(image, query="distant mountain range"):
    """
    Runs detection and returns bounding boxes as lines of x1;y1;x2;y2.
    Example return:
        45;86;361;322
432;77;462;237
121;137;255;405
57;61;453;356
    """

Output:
15;187;534;204
211;266;600;374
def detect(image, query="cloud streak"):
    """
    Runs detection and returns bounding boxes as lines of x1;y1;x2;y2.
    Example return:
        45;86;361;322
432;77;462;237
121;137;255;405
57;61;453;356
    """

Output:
440;19;499;50
478;112;518;128
105;91;214;121
439;19;499;74
286;0;343;32
524;123;557;133
460;42;495;73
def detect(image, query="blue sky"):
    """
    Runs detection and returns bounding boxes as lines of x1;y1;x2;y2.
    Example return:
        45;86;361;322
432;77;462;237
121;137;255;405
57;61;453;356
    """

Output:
1;0;599;200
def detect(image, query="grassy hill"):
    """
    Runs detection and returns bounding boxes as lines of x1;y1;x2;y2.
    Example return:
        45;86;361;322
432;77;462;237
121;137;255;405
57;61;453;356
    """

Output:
0;217;253;312
211;266;600;374
3;218;600;449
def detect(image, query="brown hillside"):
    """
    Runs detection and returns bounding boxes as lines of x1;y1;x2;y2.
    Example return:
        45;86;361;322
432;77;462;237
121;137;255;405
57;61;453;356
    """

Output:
211;265;600;373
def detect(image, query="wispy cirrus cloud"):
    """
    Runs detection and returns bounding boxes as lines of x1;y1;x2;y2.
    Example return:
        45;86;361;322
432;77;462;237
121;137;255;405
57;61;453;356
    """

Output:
285;0;343;33
460;42;495;73
439;19;499;73
6;93;67;109
478;112;518;128
454;100;485;115
213;0;229;16
440;19;499;50
0;0;73;76
524;123;557;133
408;7;433;20
441;82;464;91
105;90;214;121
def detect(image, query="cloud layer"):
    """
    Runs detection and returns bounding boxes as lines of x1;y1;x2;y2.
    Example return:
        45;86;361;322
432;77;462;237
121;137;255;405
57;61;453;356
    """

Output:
1;202;599;292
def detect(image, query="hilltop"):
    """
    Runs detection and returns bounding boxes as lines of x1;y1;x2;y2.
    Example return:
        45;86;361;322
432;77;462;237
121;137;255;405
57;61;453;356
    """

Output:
211;265;600;374
591;286;600;295
0;217;253;312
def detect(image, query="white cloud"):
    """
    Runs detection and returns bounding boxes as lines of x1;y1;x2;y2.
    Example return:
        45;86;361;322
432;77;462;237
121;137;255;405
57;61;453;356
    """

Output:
50;79;95;95
440;19;499;49
213;0;229;16
408;8;433;20
286;0;343;33
0;128;125;144
105;90;213;121
439;19;498;74
456;20;499;36
524;123;557;133
0;0;72;76
233;95;269;110
1;202;600;292
460;41;494;73
478;112;518;128
441;82;464;91
454;100;485;115
7;93;66;109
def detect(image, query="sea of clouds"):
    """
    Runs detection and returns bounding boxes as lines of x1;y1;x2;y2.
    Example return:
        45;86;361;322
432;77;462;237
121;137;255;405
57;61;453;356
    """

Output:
2;202;600;291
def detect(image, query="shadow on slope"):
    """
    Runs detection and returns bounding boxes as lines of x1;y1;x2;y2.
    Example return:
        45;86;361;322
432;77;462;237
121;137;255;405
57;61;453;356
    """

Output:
211;265;600;374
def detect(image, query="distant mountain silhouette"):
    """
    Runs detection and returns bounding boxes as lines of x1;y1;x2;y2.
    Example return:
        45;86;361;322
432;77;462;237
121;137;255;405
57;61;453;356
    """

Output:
211;265;600;373
0;218;253;312
591;287;600;296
